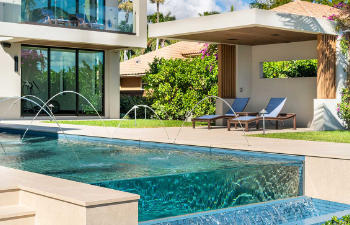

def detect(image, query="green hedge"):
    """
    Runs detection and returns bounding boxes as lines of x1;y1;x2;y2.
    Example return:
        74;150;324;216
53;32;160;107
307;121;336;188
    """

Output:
143;56;218;120
120;94;152;119
263;59;317;78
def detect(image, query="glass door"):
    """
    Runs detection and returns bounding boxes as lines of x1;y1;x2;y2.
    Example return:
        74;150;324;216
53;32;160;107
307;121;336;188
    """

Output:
49;48;77;115
78;50;104;115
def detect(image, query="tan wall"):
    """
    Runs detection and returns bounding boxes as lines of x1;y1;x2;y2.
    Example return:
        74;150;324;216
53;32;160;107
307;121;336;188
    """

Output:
305;156;350;204
235;41;318;127
120;77;142;90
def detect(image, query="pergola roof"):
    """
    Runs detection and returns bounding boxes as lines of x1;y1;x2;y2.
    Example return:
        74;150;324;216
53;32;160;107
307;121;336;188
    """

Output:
149;7;337;46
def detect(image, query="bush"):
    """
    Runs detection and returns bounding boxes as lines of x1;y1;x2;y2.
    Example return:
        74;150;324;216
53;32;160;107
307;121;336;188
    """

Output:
263;59;317;78
143;55;218;120
338;87;350;129
324;215;350;224
120;94;152;119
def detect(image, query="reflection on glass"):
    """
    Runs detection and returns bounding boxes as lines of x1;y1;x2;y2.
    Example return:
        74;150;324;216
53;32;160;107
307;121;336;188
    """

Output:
21;46;48;115
78;51;104;114
50;48;76;115
21;46;104;116
20;0;134;33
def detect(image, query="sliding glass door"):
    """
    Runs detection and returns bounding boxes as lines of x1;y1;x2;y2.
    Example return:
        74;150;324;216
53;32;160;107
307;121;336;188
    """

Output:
50;48;77;115
21;46;49;114
21;46;104;116
78;50;104;115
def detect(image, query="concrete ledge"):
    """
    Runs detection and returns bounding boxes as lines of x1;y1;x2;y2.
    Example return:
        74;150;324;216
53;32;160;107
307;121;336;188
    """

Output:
0;166;139;225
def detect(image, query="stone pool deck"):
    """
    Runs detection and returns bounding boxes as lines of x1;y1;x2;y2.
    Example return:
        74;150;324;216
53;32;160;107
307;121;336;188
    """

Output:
0;120;349;160
1;120;350;206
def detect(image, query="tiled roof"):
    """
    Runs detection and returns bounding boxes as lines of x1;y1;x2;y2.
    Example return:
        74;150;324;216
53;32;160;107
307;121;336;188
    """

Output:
120;41;205;76
271;0;340;18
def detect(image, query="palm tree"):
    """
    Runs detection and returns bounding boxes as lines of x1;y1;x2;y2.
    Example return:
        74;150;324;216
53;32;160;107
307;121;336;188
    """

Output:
118;0;133;23
149;0;165;49
118;0;133;60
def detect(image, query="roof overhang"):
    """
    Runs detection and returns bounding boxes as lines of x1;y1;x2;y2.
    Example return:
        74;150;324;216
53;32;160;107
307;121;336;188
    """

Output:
149;9;337;45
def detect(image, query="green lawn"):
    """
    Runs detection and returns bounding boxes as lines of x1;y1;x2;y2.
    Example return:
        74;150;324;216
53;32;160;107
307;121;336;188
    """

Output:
44;119;202;128
250;131;350;144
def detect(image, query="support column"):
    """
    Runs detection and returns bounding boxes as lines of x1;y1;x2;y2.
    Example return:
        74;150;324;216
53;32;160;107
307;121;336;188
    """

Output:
317;34;336;99
105;50;120;119
218;44;236;98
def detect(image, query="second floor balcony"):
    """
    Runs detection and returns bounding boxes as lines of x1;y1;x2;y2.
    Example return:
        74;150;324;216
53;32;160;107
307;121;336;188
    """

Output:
1;0;136;34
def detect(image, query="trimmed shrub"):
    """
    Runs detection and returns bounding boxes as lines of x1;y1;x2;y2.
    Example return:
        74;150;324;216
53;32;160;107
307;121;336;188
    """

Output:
338;87;350;129
120;94;152;119
143;55;218;120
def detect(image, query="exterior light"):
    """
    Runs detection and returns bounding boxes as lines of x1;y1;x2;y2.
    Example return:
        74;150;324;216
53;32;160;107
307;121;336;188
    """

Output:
260;109;268;135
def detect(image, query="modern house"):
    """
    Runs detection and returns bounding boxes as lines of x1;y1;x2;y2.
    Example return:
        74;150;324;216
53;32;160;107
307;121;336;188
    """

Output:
120;41;205;95
149;1;347;130
0;0;147;119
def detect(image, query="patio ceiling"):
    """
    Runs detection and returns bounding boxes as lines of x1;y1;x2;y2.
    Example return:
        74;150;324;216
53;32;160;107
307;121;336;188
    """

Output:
149;9;337;46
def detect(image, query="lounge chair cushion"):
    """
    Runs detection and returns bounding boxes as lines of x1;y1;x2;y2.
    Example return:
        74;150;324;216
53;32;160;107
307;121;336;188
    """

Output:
232;116;258;121
196;115;223;120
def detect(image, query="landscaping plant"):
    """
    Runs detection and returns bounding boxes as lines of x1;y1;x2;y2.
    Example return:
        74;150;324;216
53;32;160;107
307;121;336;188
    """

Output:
143;48;218;120
338;86;350;129
324;215;350;224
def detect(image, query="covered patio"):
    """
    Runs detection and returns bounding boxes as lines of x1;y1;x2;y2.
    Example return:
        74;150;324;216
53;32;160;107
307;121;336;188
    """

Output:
149;7;347;130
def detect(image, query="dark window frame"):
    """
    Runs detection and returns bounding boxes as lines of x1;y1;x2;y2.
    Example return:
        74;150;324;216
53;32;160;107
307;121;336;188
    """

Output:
21;44;105;117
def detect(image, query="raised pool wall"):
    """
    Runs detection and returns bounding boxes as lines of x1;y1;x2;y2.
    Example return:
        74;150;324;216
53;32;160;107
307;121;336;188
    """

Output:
0;166;139;225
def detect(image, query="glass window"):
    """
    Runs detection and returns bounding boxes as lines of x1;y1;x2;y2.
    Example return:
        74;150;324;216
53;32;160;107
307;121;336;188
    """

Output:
21;46;48;115
50;48;77;115
21;0;48;23
78;50;104;114
21;46;104;116
20;0;134;33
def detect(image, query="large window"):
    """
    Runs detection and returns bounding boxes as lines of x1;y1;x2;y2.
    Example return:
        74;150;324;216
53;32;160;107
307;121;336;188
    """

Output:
20;0;134;33
21;46;104;116
262;59;317;79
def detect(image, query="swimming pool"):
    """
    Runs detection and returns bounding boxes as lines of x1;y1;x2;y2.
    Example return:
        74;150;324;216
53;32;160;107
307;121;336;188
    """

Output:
0;128;304;222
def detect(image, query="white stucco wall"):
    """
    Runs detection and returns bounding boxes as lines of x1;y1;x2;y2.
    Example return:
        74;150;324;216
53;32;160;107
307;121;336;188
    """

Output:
234;41;318;128
0;43;21;119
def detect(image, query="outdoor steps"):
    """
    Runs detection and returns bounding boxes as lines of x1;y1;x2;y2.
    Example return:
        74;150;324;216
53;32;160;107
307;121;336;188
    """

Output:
0;205;35;225
0;188;35;225
0;189;19;207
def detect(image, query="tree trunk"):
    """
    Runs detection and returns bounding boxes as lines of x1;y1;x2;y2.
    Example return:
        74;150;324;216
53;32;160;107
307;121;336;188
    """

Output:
156;2;160;50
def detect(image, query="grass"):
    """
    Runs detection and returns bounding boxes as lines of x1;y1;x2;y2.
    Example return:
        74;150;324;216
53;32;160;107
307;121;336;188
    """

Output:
44;119;203;128
250;131;350;144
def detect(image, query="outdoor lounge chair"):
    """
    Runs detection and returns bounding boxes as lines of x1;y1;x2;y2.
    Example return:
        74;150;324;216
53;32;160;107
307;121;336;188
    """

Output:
227;97;296;132
192;98;249;129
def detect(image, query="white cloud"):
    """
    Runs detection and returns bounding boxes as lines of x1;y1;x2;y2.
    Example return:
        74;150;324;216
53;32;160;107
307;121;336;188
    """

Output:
147;0;250;20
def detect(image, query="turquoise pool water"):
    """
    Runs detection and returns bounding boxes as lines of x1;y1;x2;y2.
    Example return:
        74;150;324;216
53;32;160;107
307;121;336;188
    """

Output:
0;129;304;222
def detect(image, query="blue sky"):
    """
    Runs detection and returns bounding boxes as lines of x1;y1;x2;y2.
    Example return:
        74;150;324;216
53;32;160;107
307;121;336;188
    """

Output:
147;0;251;20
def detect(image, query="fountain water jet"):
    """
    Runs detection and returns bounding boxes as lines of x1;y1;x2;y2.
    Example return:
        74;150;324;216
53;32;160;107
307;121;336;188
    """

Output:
118;105;170;140
0;96;69;142
22;91;107;141
173;96;250;146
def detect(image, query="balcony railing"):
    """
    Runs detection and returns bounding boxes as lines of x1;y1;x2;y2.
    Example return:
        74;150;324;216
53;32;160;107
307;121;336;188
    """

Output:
0;0;135;34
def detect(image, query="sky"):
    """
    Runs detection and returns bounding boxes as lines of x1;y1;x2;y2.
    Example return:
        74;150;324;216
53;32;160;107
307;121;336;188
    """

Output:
147;0;251;20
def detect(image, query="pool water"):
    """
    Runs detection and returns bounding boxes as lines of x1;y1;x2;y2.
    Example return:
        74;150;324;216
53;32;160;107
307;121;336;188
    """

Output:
0;129;304;222
141;197;350;225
